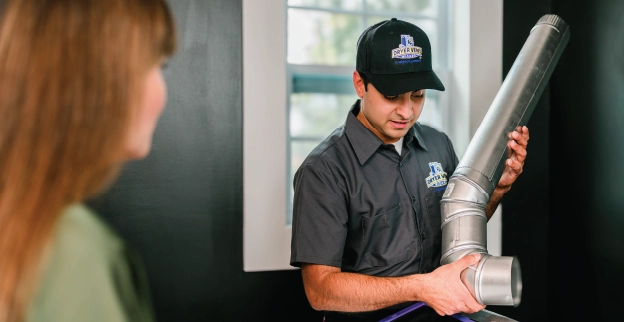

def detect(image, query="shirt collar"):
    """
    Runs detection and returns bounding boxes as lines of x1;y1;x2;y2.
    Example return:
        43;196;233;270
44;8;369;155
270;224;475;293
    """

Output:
345;100;428;165
411;123;429;152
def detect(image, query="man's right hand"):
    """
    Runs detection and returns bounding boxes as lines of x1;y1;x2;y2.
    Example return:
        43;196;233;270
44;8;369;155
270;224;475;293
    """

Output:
419;253;486;316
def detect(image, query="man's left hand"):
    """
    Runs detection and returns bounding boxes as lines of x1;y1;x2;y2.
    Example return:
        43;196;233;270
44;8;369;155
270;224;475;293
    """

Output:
496;126;529;193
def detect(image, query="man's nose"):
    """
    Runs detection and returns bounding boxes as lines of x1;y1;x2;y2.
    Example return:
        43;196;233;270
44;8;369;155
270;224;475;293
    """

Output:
396;97;412;119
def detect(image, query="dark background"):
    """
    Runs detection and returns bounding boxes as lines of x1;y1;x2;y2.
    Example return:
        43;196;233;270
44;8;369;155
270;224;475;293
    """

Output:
495;0;624;320
89;0;624;321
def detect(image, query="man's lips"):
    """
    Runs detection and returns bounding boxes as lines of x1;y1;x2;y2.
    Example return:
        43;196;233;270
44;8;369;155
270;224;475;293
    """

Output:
390;120;410;129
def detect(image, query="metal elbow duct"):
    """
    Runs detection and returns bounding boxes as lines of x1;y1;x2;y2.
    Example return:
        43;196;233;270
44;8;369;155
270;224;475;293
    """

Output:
440;15;570;306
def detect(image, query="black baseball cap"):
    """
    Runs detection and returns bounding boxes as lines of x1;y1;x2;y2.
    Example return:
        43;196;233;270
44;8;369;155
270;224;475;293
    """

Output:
356;18;445;96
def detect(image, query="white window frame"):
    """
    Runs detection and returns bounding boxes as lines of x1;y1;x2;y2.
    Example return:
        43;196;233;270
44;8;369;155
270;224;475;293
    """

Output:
243;0;503;271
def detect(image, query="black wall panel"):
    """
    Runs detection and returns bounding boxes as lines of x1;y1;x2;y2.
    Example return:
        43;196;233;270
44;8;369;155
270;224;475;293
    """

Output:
549;0;624;320
500;0;624;320
89;1;318;321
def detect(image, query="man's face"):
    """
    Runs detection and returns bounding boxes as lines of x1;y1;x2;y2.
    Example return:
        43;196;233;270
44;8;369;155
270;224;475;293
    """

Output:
353;71;425;144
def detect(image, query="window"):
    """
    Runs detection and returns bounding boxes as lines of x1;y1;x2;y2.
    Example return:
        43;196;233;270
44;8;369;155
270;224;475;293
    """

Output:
286;0;451;224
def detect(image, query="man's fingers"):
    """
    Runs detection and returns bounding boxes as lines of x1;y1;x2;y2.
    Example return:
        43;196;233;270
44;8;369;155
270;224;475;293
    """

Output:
461;295;485;314
506;159;523;174
456;253;482;269
511;131;528;147
512;141;528;158
467;252;481;266
509;126;530;146
509;140;527;155
507;132;528;162
468;303;486;314
508;140;527;163
522;126;530;141
516;126;530;139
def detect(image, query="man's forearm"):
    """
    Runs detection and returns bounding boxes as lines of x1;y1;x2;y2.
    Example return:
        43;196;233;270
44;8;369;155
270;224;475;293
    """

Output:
485;187;506;220
303;269;425;312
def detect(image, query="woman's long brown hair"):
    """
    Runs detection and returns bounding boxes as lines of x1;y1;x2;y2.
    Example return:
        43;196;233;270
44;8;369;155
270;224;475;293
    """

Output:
0;0;176;320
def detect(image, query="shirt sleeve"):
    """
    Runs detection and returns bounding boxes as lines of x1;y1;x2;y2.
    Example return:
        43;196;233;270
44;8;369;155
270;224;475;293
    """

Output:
290;164;348;268
445;133;460;172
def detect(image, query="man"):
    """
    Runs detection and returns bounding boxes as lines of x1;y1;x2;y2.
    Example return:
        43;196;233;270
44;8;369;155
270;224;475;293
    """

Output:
290;18;529;321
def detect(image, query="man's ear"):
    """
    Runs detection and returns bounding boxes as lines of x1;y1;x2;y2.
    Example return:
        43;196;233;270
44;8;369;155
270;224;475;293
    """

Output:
353;71;365;98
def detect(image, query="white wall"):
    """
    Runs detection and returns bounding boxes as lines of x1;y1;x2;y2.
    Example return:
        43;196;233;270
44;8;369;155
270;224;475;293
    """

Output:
450;0;504;256
242;0;292;271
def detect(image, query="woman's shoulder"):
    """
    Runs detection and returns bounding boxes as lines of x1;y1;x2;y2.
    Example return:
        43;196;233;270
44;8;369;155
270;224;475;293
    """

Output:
39;203;129;287
28;204;153;322
55;204;125;256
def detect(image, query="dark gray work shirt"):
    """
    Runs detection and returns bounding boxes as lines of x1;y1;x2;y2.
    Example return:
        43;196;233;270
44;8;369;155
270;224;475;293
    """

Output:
290;100;459;277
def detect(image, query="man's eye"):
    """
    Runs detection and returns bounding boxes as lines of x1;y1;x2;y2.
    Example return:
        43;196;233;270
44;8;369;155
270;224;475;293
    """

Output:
385;96;399;101
411;93;424;99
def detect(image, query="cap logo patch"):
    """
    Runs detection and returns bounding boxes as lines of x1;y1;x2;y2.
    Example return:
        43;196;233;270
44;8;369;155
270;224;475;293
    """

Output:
426;162;448;188
391;34;422;61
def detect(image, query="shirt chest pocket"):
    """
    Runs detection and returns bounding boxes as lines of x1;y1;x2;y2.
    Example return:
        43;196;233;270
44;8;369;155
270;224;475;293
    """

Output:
361;204;413;267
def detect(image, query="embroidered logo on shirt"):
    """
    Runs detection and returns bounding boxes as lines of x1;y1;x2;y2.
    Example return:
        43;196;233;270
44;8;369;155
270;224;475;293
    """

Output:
391;35;422;61
426;162;448;188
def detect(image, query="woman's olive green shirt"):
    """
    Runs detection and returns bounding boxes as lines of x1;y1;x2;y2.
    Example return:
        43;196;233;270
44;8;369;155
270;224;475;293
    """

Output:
27;204;154;322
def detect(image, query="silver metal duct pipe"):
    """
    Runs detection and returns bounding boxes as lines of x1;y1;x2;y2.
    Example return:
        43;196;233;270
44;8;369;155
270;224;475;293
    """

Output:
440;15;570;306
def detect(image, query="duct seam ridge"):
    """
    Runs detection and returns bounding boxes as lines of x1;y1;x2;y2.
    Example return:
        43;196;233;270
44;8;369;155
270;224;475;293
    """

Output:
440;199;486;209
451;171;491;194
440;245;488;263
441;211;486;228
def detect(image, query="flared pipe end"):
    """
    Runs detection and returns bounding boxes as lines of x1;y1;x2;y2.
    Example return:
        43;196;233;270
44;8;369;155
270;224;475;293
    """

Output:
461;255;522;306
510;256;522;307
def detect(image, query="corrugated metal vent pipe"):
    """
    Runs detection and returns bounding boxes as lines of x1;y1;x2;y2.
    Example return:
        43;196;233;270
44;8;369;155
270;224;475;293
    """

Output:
440;15;570;306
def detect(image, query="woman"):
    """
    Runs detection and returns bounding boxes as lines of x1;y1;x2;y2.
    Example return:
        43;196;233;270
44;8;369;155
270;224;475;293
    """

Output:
0;0;176;321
